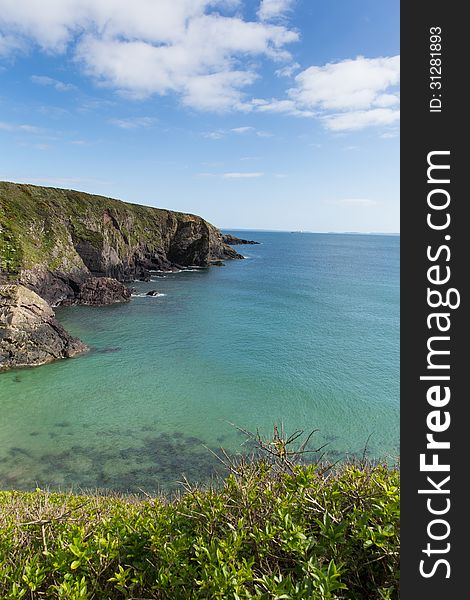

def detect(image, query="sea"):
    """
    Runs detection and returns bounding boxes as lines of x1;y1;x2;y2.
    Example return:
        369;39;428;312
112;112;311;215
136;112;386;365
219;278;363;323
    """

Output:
0;232;399;494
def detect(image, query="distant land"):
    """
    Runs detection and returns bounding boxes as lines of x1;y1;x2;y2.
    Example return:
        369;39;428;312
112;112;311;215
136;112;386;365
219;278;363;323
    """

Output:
225;228;399;236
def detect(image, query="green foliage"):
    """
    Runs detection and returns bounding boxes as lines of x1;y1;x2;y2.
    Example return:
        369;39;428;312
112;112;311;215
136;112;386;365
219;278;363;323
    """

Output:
0;462;399;599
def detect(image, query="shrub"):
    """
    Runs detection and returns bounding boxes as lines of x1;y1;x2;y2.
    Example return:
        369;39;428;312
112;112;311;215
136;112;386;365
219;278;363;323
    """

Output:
0;460;399;599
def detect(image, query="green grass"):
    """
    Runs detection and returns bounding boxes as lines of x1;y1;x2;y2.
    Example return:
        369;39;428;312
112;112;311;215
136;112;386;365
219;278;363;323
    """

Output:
0;461;399;599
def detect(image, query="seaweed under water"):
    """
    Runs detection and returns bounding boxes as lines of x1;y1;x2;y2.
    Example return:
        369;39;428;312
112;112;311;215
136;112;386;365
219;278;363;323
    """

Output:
0;427;231;494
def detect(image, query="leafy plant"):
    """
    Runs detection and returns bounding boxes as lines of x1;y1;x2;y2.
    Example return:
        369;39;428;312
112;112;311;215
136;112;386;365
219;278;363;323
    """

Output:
0;451;399;599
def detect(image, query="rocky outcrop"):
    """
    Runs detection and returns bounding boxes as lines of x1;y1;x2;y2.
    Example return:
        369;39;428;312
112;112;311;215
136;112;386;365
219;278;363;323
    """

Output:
75;277;131;306
222;234;259;245
0;181;243;306
18;267;86;307
0;284;88;371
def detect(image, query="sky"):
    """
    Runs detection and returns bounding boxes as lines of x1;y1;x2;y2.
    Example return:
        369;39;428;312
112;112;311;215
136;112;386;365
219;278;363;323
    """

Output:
0;0;399;232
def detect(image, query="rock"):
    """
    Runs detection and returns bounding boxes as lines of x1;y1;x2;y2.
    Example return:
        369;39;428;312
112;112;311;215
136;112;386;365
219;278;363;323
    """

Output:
137;268;151;281
0;284;88;371
222;234;259;245
19;267;86;307
146;290;160;296
77;277;131;305
210;260;225;266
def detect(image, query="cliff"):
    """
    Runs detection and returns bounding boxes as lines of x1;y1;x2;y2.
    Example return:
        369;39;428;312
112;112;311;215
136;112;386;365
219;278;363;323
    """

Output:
0;181;242;306
0;284;88;371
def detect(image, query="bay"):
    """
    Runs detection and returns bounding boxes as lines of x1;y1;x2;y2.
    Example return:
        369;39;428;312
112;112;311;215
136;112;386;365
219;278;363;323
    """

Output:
0;232;399;493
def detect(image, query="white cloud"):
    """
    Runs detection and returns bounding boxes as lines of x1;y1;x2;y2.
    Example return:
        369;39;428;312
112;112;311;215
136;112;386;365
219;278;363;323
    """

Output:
179;69;258;111
258;0;295;21
222;171;263;178
290;56;400;111
324;108;400;131
252;97;315;117
31;75;76;91
275;62;300;77
0;0;298;111
251;55;400;131
0;0;207;52
231;126;255;133
1;3;399;130
196;170;263;178
203;130;225;140
203;126;272;139
0;120;43;134
109;116;157;129
374;93;400;107
381;129;399;139
203;167;284;179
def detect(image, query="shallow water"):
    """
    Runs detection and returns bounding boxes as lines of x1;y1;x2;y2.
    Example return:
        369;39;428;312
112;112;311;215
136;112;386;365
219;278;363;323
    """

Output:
0;232;399;493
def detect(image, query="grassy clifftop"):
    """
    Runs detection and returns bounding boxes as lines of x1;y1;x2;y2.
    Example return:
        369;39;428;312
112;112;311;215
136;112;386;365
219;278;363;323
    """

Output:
0;181;240;305
0;182;161;274
0;181;239;278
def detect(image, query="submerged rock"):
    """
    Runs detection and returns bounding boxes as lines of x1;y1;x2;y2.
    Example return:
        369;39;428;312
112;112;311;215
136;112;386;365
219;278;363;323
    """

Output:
0;284;88;371
146;290;161;296
77;277;131;305
96;346;122;353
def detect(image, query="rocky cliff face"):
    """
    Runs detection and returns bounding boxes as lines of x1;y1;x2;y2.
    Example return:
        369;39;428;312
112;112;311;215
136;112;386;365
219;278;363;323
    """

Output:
0;181;242;305
0;284;88;371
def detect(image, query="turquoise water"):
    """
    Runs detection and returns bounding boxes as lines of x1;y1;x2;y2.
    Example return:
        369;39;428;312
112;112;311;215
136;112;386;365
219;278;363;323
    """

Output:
0;232;399;493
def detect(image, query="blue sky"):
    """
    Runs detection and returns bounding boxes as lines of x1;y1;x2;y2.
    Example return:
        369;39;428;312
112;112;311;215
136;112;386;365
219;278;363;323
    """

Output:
0;0;399;232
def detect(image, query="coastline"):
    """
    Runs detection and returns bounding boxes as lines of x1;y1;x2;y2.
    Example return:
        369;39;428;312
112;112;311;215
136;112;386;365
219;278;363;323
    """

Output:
0;181;245;372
